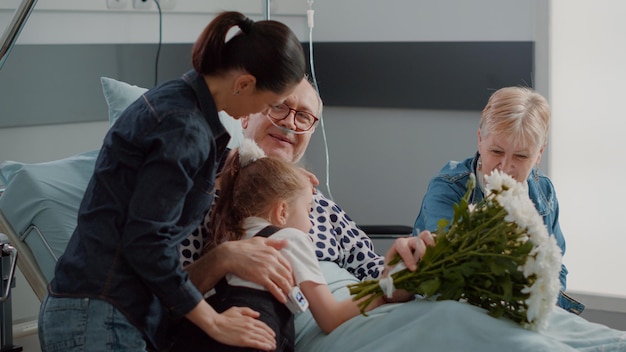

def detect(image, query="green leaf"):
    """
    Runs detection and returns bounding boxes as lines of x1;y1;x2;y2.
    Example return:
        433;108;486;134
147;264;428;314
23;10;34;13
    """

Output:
418;278;441;296
437;218;450;234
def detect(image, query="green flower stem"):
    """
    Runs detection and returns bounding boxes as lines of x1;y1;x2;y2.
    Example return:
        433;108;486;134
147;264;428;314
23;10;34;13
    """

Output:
444;208;509;255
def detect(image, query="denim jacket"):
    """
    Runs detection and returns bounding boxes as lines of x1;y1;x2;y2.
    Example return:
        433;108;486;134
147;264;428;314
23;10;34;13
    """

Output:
413;152;584;314
49;70;231;349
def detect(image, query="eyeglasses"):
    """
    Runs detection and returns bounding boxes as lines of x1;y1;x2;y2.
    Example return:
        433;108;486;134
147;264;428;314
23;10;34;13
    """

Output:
267;103;319;133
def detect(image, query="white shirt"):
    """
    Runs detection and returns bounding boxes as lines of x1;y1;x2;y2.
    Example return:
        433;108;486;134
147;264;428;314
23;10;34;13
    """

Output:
225;217;327;290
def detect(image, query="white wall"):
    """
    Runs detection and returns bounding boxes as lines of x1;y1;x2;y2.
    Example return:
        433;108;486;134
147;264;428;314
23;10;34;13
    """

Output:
0;0;308;45
549;1;626;297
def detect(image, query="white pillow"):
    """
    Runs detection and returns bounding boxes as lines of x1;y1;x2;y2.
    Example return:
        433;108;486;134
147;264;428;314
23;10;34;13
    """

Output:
100;77;147;125
100;77;243;149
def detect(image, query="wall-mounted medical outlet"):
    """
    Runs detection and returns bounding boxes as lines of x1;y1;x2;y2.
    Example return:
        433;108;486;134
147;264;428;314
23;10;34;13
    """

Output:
107;0;129;9
157;0;177;10
133;0;152;10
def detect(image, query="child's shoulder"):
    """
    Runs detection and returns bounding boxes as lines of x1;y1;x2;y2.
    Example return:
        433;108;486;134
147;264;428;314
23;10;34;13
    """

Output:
271;227;313;246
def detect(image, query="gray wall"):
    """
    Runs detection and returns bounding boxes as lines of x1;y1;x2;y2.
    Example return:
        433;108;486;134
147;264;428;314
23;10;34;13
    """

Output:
0;43;195;128
300;0;546;228
303;107;478;227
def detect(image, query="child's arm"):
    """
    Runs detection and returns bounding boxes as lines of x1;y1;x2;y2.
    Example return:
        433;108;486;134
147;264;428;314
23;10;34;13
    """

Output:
300;281;385;334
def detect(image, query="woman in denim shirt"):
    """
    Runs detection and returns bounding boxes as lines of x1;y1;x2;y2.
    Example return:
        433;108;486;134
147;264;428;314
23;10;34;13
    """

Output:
413;86;585;315
39;11;305;352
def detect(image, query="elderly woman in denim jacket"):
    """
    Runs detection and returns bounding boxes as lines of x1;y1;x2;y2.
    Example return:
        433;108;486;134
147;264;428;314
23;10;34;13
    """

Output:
412;86;584;315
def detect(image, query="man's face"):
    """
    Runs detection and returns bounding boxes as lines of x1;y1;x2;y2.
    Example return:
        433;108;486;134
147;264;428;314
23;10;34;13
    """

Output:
241;80;319;163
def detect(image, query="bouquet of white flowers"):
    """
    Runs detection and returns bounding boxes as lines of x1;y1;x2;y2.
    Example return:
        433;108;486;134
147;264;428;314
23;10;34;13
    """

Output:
348;170;562;330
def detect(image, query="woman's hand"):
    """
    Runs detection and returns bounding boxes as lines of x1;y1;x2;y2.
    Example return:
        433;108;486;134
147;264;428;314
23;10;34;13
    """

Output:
186;237;294;303
187;301;276;351
221;237;294;303
211;307;276;350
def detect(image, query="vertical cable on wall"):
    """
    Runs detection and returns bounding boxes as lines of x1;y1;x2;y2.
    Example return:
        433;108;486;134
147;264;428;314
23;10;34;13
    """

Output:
153;0;163;86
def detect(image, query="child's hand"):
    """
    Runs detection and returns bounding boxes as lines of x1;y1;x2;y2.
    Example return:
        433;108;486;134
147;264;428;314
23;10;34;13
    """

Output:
210;306;276;351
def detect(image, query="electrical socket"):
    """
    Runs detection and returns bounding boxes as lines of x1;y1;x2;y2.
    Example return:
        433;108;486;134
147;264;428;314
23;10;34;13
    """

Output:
133;0;152;10
157;0;177;10
107;0;129;9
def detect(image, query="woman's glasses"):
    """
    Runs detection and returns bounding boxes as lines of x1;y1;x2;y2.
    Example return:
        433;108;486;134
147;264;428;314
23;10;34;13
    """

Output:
267;103;318;133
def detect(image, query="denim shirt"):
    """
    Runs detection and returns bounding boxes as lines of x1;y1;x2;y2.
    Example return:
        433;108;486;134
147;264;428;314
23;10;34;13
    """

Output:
413;152;584;314
49;70;230;349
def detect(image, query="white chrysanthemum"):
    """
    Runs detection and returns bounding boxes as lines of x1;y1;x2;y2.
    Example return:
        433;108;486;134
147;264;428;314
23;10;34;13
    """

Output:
485;169;517;194
238;138;266;167
485;169;562;330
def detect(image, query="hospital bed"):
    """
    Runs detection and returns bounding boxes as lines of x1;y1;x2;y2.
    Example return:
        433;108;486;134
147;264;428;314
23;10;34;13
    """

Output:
1;77;625;351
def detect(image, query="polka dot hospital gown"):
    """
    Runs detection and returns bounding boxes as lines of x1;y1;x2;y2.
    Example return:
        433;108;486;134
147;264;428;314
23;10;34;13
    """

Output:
179;190;385;281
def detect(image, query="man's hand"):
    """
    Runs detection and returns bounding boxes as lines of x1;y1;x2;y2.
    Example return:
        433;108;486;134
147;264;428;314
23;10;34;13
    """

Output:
385;230;435;272
298;167;319;187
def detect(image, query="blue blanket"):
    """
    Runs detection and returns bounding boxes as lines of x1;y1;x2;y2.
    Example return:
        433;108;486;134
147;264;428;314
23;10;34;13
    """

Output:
295;262;625;352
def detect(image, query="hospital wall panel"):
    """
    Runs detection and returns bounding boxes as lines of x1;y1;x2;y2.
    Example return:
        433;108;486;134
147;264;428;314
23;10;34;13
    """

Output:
0;40;532;128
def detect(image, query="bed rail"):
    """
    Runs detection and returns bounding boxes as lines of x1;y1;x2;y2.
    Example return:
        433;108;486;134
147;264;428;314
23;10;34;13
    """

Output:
0;233;21;351
0;211;47;302
0;0;38;71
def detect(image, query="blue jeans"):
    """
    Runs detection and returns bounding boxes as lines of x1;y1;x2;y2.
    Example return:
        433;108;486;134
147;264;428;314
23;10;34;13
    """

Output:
39;295;147;352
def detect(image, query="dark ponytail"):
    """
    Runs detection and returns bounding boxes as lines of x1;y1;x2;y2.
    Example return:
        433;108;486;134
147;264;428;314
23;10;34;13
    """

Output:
209;152;245;248
192;11;306;94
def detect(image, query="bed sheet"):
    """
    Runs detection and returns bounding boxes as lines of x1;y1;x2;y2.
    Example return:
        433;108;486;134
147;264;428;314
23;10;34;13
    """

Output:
0;150;98;286
296;261;625;352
